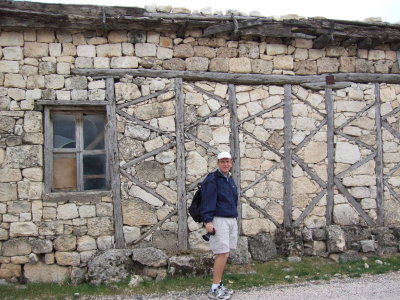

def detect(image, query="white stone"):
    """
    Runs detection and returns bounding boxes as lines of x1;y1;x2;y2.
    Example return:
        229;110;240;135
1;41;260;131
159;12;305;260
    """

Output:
212;127;230;143
157;47;173;59
295;117;315;130
77;236;97;251
333;203;360;225
246;102;263;115
135;43;157;57
186;151;207;177
123;226;140;244
242;218;270;235
77;45;96;57
158;116;175;132
110;56;139;68
79;205;96;218
342;175;376;187
263;118;284;130
10;222;38;237
57;203;79;220
144;136;164;152
335;142;360;164
0;61;19;73
304;141;327;163
130;186;163;207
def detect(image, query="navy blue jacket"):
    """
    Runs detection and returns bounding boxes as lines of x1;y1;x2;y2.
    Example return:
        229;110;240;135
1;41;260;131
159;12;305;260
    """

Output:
200;170;238;223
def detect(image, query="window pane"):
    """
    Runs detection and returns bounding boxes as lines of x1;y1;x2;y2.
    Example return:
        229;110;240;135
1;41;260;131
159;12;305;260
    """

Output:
83;154;106;190
53;114;76;148
84;114;105;150
53;153;77;191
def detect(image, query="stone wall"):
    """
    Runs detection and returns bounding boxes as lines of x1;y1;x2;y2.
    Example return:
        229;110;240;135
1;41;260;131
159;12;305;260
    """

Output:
0;24;400;283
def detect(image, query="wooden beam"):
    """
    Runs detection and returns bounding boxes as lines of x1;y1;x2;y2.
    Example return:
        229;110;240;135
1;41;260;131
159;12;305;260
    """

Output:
384;181;400;203
334;178;375;226
283;84;293;228
203;18;264;36
325;88;334;225
335;152;376;179
293;190;326;227
175;78;188;251
117;87;172;109
292;154;327;189
105;77;125;248
300;82;352;90
241;162;283;193
229;84;242;233
120;169;173;206
246;198;281;228
335;100;376;131
37;100;108;106
293;119;327;153
374;83;385;226
73;69;400;84
43;107;52;194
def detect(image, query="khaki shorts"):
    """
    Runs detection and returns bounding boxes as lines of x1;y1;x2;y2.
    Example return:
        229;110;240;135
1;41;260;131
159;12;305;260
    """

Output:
209;217;238;254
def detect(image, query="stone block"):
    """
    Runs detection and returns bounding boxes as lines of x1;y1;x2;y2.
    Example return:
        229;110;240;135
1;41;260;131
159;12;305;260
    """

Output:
24;111;42;133
87;217;113;236
0;115;16;133
4;74;26;88
266;44;287;55
135;43;157;57
0;32;24;46
0;183;17;202
65;76;87;90
49;43;61;57
110;56;139;68
304;141;327;163
229;57;251;73
242;218;271;235
77;236;97;251
77;45;96;57
360;239;375;252
163;58;186;70
123;226;140;244
294;61;317;75
24;42;49;57
2;238;31;255
55;251;80;266
57;203;79;220
75;57;93;68
194;46;216;58
368;50;385;61
339;57;356;72
97;236;114;250
251;59;273;74
295;38;313;49
239;44;259;58
24;262;70;283
156;47;173;59
6;145;43;168
229;236;252;264
335;142;360;164
31;239;53;254
9;222;38;238
108;31;127;43
274;55;294;70
356;59;375;73
317;57;340;73
3;47;23;60
209;58;229;72
186;57;209;71
217;47;238;58
333;203;360;225
128;31;146;43
0;264;21;279
248;233;277;261
173;44;194;58
160;36;173;48
122;198;157;226
327;225;346;253
96;44;122;57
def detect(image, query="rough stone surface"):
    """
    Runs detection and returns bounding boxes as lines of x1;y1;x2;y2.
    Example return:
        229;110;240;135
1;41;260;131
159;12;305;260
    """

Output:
131;247;168;267
87;249;133;285
24;262;70;283
327;225;346;253
248;233;278;261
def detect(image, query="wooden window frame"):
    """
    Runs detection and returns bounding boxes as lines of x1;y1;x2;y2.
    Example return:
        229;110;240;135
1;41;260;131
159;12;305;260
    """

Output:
44;106;110;193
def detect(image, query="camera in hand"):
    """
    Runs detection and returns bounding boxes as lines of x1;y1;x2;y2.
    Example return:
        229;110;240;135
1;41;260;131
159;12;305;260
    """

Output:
202;228;215;241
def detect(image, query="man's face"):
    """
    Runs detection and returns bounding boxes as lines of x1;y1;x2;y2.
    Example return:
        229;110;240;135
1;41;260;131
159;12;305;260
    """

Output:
217;158;233;175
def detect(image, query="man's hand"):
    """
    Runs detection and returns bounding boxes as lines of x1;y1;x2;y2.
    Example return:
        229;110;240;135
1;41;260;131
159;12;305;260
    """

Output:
205;222;214;233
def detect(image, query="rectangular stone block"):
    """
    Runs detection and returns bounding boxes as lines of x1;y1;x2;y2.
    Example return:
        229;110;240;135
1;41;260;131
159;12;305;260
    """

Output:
24;42;49;57
0;61;19;73
0;32;24;46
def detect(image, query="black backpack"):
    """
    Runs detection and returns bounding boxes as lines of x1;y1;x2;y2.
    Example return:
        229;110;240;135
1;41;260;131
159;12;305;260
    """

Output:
188;183;203;223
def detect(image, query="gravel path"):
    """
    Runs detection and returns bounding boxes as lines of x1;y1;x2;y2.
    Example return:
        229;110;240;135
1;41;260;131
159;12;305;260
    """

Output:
84;271;400;300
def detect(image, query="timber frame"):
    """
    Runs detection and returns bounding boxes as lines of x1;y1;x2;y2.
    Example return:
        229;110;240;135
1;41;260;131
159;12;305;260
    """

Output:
72;69;400;248
1;0;400;50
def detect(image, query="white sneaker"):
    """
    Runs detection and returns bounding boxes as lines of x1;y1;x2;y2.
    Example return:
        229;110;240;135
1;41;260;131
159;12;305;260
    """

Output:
219;284;234;295
207;287;231;299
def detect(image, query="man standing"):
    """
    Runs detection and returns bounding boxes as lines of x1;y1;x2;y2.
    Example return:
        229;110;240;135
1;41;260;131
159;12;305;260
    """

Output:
201;151;239;300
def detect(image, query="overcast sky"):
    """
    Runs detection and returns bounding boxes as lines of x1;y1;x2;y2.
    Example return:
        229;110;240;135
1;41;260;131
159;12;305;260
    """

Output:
21;0;400;23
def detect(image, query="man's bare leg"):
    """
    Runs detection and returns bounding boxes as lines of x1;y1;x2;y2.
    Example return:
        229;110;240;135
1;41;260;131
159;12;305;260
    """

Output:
213;252;229;284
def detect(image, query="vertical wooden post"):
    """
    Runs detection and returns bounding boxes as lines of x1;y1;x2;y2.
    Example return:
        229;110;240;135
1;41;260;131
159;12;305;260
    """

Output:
105;77;125;248
325;88;334;225
374;83;384;226
44;107;52;193
283;84;293;228
228;84;242;233
175;78;188;250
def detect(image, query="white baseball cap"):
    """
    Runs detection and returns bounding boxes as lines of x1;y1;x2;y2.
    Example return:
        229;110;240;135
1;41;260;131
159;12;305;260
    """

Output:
217;152;232;160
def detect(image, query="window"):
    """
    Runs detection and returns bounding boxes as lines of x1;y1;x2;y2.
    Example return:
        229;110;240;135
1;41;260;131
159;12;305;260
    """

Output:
45;107;109;192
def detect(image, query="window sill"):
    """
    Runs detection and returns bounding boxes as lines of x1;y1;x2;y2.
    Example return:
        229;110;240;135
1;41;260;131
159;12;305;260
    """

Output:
44;190;112;203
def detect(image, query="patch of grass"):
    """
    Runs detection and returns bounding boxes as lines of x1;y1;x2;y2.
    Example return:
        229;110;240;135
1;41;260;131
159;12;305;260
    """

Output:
1;254;400;300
